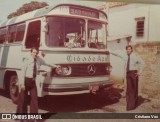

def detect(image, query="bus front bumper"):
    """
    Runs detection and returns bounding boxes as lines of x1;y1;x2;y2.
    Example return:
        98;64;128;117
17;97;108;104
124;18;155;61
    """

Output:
42;80;113;96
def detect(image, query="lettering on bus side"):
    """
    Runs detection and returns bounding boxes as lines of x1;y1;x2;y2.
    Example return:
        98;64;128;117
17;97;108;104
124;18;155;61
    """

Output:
67;55;107;63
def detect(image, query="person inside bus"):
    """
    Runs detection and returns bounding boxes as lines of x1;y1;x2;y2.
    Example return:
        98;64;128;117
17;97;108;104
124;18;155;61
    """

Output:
16;47;60;116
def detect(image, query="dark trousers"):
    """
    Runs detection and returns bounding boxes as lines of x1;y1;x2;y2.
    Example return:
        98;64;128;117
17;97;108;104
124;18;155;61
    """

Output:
126;71;138;110
16;77;38;114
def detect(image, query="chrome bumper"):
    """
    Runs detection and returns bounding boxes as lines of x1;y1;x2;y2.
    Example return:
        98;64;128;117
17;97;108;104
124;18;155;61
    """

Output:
43;80;113;94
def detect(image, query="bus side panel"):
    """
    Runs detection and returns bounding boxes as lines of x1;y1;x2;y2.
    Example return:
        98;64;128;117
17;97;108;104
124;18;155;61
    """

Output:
0;46;5;89
0;44;22;89
4;45;22;69
0;69;5;89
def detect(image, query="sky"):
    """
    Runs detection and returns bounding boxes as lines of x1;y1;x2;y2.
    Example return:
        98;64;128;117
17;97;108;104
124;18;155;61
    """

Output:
0;0;105;22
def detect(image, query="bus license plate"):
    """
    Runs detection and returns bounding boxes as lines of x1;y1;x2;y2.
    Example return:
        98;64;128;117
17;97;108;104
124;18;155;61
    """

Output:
89;84;99;91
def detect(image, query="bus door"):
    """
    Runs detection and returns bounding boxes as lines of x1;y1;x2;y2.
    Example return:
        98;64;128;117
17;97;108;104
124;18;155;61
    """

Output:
25;20;41;49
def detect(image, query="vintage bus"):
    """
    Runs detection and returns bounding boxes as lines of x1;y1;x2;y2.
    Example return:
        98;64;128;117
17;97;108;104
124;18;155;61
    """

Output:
0;3;112;103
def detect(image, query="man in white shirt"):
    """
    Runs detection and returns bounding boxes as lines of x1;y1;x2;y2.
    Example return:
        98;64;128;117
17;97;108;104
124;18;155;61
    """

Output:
125;45;145;110
16;47;60;115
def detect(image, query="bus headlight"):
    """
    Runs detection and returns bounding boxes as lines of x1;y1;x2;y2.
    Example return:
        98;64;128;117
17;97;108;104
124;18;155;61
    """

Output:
55;66;72;76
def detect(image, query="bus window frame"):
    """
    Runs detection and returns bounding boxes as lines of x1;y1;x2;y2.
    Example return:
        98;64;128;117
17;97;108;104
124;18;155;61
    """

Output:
15;23;26;43
8;25;17;43
0;27;7;45
7;23;26;44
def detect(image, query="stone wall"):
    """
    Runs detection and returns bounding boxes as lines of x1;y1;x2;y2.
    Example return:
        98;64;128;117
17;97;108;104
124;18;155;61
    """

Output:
134;42;160;99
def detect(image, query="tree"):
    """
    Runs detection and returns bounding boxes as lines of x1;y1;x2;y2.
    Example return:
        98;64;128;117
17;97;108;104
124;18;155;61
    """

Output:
7;1;48;19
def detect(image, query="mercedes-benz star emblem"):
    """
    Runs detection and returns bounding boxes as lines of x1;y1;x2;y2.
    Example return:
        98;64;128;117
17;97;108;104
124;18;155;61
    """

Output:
88;64;96;75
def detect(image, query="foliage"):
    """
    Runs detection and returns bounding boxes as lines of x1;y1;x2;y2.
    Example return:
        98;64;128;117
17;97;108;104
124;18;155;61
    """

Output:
8;1;48;19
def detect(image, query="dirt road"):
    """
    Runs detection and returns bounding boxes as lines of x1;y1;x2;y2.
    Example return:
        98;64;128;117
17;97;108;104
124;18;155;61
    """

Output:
0;87;159;122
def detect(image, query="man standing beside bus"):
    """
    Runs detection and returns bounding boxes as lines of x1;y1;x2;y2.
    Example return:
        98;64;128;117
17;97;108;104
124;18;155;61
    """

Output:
16;47;60;115
125;45;145;110
111;45;145;110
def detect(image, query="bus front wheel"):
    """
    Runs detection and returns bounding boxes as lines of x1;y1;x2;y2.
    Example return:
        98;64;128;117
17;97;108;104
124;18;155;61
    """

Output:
9;75;19;104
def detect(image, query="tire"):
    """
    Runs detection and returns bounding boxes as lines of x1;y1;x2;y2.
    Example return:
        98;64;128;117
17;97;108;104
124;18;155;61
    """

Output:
9;75;19;104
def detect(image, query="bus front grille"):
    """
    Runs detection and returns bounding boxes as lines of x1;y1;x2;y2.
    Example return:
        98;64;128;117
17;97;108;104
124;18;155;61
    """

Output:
52;63;110;77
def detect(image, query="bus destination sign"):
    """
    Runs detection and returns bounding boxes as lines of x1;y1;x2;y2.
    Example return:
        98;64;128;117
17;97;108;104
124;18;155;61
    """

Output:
69;7;99;18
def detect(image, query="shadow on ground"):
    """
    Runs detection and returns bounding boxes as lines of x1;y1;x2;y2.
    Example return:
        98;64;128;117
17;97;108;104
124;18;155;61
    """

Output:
0;87;122;113
38;87;123;120
137;96;151;107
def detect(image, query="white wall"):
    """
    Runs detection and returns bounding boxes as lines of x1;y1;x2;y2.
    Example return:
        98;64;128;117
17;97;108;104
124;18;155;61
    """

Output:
109;4;136;38
108;4;160;42
149;5;160;41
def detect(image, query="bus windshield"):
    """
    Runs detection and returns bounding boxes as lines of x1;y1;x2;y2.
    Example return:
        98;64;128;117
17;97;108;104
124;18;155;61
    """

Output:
46;17;107;49
88;20;106;49
46;17;85;48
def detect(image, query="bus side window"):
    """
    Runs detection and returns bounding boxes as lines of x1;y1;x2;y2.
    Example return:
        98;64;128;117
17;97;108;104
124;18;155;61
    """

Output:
15;24;26;42
0;28;7;44
8;25;17;43
25;20;41;48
